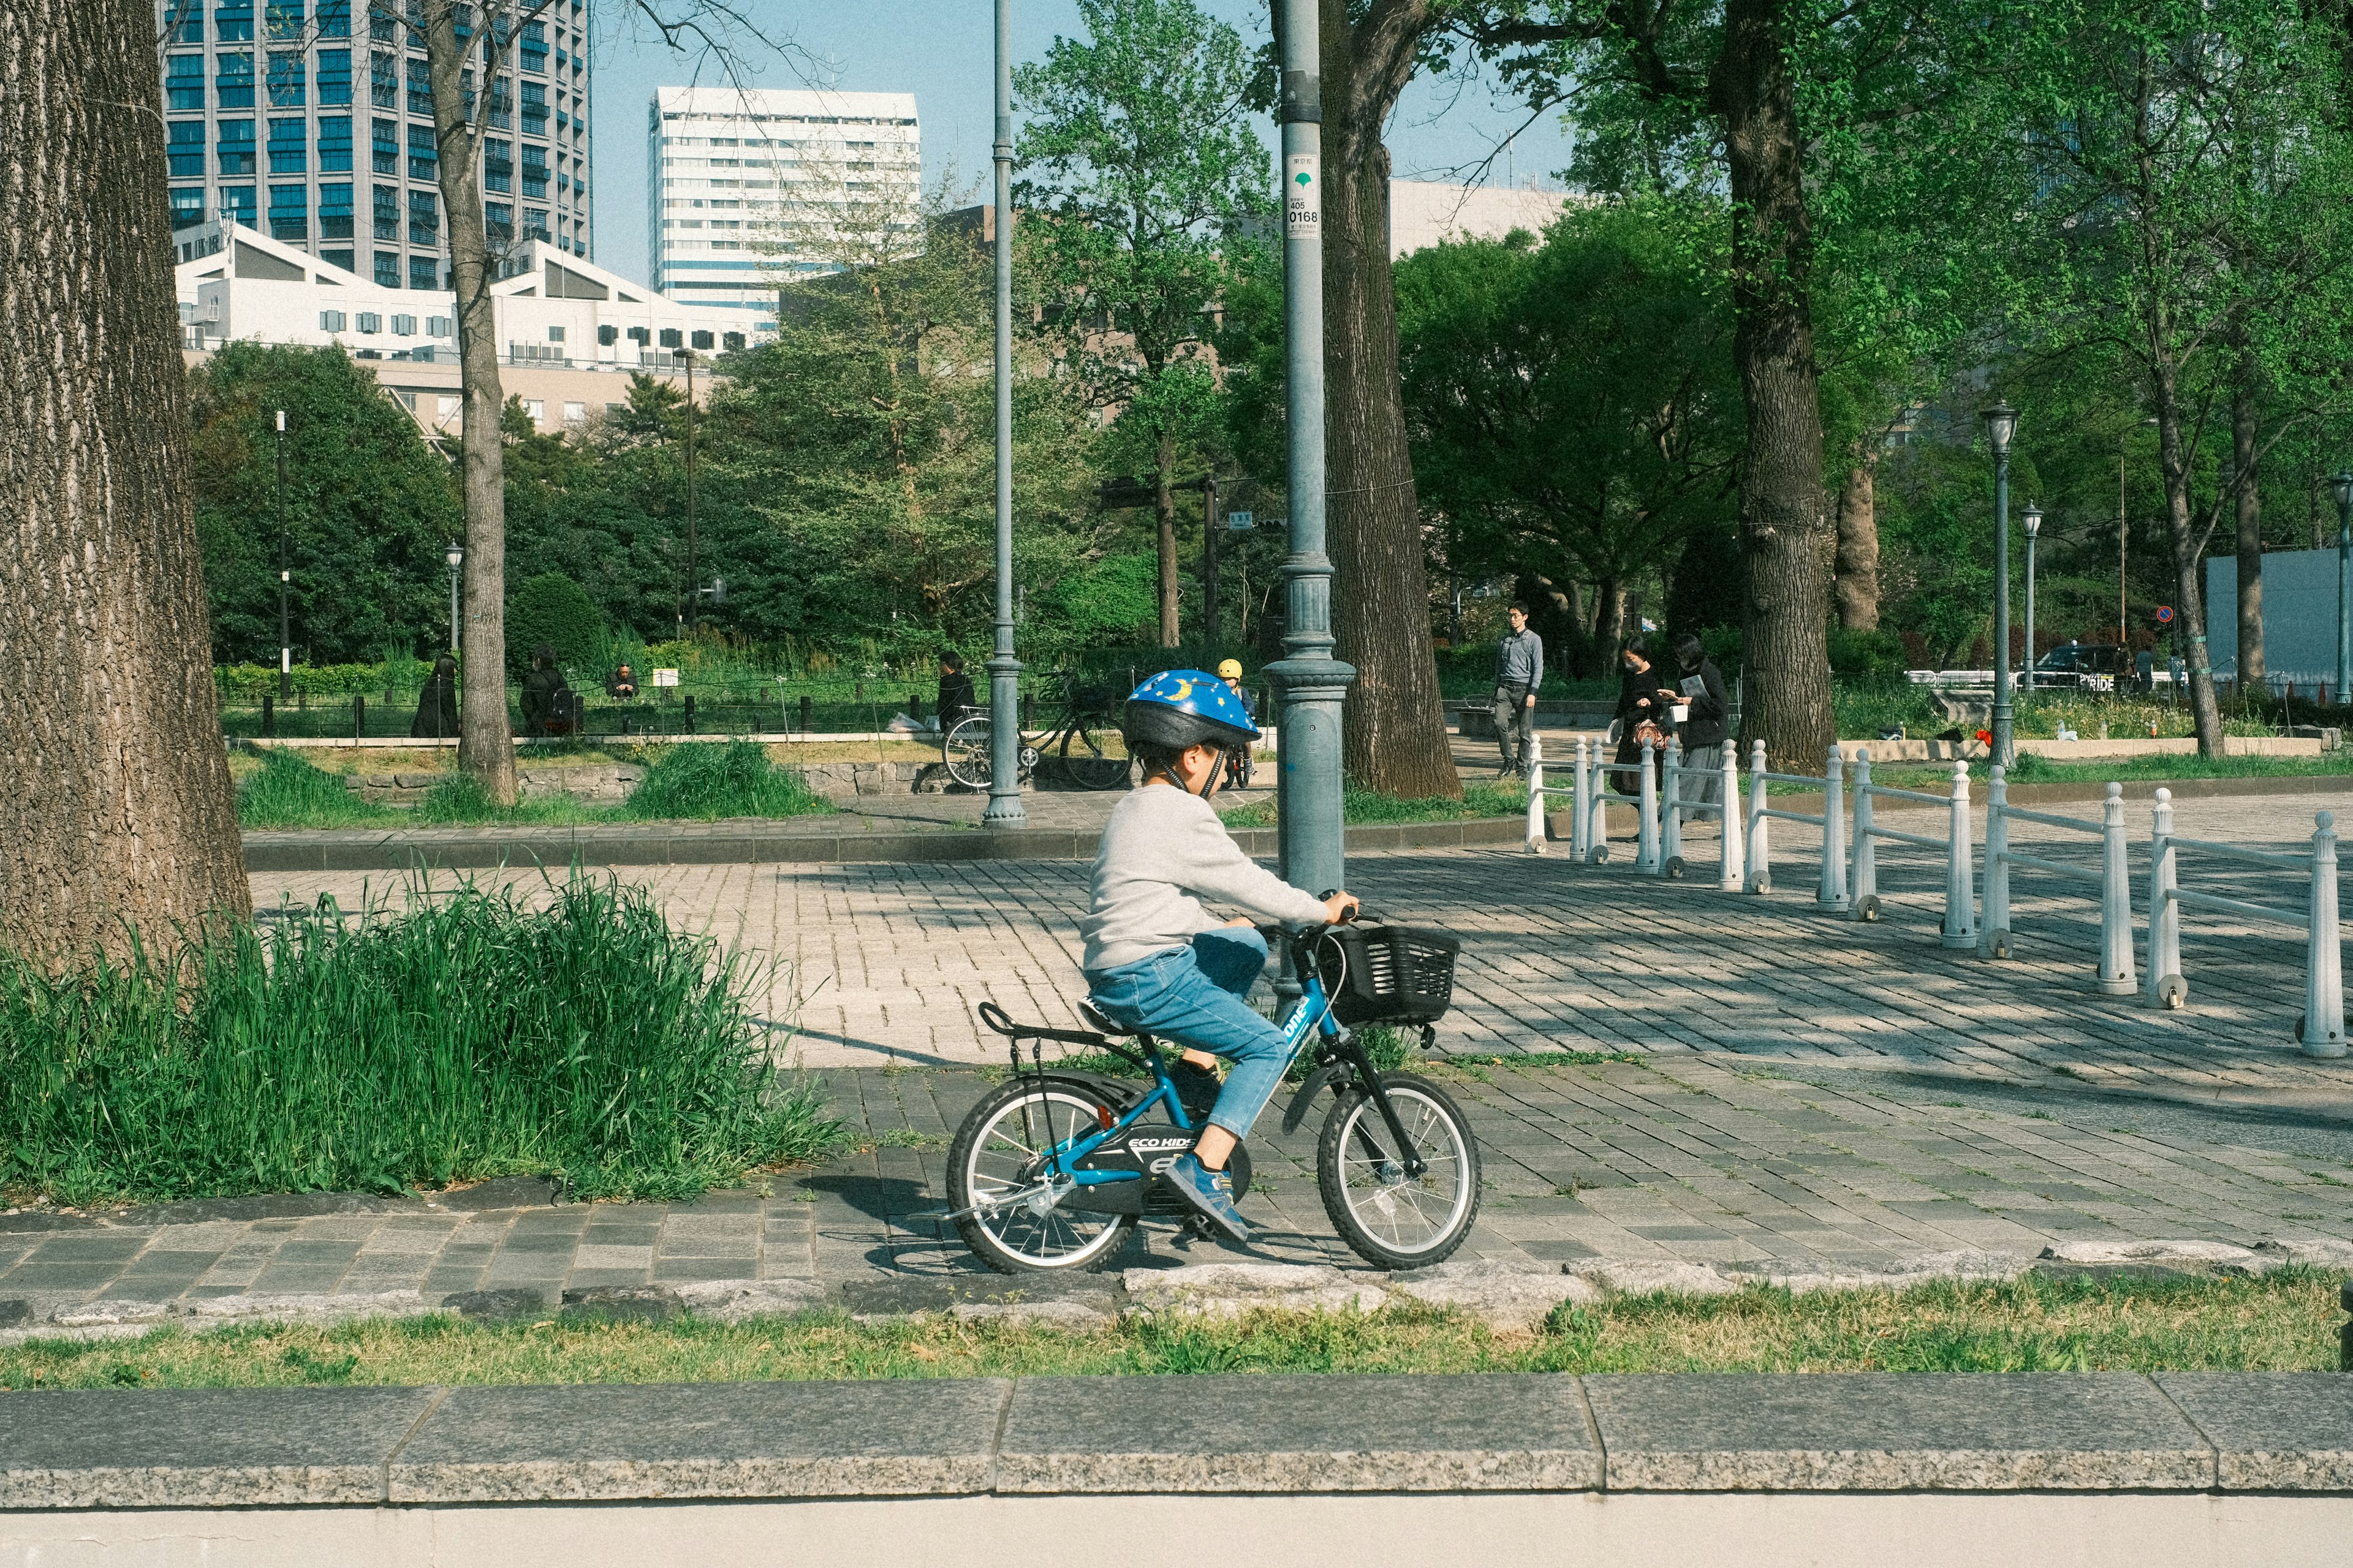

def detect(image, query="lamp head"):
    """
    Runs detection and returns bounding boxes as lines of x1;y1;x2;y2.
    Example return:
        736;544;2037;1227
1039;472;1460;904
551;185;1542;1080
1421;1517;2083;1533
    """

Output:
1981;400;2018;455
445;543;464;570
2023;502;2042;540
2335;472;2353;513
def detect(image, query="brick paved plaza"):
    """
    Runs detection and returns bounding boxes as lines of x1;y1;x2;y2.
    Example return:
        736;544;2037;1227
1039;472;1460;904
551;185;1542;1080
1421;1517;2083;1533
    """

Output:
6;782;2349;1315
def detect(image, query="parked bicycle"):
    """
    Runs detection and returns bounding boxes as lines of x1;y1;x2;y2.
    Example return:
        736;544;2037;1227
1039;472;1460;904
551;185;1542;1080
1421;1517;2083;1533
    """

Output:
942;911;1479;1272
942;672;1130;791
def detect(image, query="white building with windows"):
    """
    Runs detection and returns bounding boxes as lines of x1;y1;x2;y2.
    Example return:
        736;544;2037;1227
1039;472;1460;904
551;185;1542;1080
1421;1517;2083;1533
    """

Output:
158;0;595;292
649;86;921;314
176;221;764;436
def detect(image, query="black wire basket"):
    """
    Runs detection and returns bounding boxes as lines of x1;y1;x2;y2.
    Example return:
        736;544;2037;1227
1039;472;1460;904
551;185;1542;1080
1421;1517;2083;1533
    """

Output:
1311;923;1460;1026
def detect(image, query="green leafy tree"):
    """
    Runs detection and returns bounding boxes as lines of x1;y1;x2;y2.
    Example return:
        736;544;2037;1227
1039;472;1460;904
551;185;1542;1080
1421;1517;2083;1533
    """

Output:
189;343;461;664
1016;0;1272;646
504;571;605;677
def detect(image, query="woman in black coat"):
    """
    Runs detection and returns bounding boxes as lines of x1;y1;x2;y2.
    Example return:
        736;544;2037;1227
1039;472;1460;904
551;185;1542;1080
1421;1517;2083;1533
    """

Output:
1610;635;1671;792
411;654;459;739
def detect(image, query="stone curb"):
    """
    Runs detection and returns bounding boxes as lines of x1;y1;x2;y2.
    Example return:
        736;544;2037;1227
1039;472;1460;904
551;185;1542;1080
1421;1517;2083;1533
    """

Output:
1;1369;2347;1508
238;816;1531;871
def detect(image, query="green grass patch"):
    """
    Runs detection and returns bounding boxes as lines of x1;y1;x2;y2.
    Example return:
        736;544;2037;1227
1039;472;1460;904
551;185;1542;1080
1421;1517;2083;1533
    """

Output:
233;746;396;828
624;740;832;821
1221;778;1525;830
237;744;835;829
0;874;851;1205
1;1269;2335;1388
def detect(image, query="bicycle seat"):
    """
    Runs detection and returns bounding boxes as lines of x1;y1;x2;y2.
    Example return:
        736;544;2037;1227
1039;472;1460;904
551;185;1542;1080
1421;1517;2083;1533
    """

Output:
1077;998;1140;1037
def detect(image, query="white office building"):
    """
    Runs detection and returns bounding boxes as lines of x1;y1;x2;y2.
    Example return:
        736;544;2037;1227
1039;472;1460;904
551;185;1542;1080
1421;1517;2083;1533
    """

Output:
649;86;921;313
159;0;596;290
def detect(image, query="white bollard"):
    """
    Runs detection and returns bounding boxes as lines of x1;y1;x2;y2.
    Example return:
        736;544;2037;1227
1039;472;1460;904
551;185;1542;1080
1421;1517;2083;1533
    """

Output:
1982;764;2012;957
1718;744;1744;892
1587;743;1612;865
1525;733;1548;855
1819;745;1849;912
2146;787;2184;1008
1637;737;1661;875
2302;811;2347;1058
1572;736;1591;860
2097;781;2136;996
1941;761;1977;950
1849;749;1879;920
1746;738;1771;894
1661;737;1685;873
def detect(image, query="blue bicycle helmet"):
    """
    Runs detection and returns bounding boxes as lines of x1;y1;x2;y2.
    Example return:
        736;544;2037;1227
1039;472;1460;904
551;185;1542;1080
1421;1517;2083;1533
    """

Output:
1123;668;1260;756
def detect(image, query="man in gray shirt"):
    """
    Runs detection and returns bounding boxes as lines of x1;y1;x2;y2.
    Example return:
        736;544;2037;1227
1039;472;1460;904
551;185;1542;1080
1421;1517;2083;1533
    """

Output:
1491;603;1542;777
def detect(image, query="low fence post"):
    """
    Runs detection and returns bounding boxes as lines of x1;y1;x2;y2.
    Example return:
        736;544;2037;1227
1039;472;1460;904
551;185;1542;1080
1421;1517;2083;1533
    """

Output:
1525;733;1548;855
1941;762;1977;950
1718;745;1743;892
1819;745;1849;912
262;693;275;738
1849;749;1878;919
2097;782;2137;996
1586;740;1611;865
2147;787;2184;1008
799;694;812;733
1661;737;1685;873
1572;737;1590;860
1982;764;2012;957
353;693;366;743
1746;738;1771;894
2302;811;2348;1058
1636;737;1661;875
684;693;697;735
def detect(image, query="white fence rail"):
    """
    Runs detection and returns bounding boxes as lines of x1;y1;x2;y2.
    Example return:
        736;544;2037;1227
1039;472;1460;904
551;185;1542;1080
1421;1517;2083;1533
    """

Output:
1848;752;1977;950
1745;741;1849;912
1982;770;2137;996
2146;788;2348;1059
1661;737;1743;892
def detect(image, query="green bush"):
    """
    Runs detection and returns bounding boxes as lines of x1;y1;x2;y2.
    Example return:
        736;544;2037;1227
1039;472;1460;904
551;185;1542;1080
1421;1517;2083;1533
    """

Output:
1827;624;1909;680
625;740;833;820
236;748;392;828
506;572;605;679
0;876;847;1203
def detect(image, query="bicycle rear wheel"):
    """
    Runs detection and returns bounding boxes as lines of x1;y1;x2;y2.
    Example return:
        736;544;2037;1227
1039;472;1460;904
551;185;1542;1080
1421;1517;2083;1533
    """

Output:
1060;719;1131;790
949;1078;1138;1273
943;716;993;790
1316;1070;1481;1269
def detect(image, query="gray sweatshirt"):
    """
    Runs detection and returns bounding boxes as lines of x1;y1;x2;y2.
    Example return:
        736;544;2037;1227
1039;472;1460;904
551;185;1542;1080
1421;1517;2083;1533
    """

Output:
1496;628;1544;690
1080;786;1330;973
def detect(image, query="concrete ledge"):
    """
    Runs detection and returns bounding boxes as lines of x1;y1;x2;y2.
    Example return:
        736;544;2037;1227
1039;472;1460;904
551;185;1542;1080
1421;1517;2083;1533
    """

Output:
4;1373;2349;1512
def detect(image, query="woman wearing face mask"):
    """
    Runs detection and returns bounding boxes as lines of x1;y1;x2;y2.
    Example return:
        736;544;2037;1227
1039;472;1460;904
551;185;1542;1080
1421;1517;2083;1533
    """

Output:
1669;634;1730;806
1610;635;1670;793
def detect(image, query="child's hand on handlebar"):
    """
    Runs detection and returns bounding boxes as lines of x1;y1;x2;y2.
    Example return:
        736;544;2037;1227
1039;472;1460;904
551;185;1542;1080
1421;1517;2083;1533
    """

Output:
1322;891;1360;925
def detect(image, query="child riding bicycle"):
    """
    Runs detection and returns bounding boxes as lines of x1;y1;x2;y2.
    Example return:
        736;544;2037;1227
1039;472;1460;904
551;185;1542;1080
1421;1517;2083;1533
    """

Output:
1078;669;1357;1243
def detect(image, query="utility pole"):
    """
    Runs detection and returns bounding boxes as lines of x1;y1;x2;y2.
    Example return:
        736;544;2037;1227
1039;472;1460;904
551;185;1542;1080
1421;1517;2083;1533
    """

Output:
276;408;291;697
1262;0;1354;896
684;349;699;632
982;0;1026;827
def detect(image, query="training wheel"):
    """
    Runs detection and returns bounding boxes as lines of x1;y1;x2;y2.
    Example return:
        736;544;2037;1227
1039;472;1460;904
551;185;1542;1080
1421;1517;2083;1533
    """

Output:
2156;974;2188;1010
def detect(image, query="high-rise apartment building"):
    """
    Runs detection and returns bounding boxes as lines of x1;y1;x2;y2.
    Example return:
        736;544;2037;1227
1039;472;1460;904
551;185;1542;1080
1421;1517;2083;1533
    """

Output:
159;0;596;287
649;87;920;313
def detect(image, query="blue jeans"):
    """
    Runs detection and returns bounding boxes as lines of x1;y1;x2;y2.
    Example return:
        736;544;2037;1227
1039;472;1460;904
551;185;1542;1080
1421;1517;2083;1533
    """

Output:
1086;930;1290;1139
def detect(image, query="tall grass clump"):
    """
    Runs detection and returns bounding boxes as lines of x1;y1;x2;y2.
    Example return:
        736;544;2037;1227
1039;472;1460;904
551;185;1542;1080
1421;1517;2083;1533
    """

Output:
236;748;395;828
626;740;833;820
0;876;846;1205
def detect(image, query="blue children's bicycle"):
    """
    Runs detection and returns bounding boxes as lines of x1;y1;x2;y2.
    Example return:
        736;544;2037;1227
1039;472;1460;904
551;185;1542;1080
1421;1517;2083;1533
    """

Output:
945;915;1482;1273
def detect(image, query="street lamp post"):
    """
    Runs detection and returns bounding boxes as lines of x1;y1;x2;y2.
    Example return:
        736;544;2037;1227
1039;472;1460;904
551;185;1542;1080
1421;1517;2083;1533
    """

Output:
1262;0;1355;898
982;0;1025;827
276;408;291;698
445;542;464;655
2333;471;2352;707
2021;503;2042;699
1982;401;2019;767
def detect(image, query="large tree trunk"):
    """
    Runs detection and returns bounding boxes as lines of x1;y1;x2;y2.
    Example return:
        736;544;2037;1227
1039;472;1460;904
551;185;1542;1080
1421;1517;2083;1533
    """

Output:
2153;367;2226;756
2232;368;2263;689
1833;452;1881;632
0;0;250;964
1591;575;1629;667
425;0;517;803
1320;0;1458;798
1154;426;1180;646
1711;0;1835;768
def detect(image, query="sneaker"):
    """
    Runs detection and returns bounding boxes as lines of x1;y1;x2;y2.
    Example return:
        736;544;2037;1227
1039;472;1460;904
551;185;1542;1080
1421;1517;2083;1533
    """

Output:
1161;1152;1250;1243
1169;1059;1222;1123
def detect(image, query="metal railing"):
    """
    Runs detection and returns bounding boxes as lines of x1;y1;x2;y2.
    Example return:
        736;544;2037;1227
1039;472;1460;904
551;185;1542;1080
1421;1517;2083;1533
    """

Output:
1523;734;1579;857
1745;741;1849;912
1584;737;1662;874
2145;787;2348;1058
1848;751;1976;950
1982;768;2135;994
1661;736;1743;892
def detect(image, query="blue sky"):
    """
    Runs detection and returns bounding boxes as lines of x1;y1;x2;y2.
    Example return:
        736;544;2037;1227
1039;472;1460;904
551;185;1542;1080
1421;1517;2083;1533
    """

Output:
587;0;1576;286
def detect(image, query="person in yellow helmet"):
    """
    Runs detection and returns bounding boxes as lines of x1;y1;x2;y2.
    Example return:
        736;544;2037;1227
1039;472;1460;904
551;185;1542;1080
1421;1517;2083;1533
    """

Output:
1214;659;1254;788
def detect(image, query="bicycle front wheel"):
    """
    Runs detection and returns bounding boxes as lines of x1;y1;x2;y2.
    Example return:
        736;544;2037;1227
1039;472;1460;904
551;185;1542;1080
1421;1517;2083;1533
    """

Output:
943;716;993;790
1316;1070;1481;1269
1060;720;1131;790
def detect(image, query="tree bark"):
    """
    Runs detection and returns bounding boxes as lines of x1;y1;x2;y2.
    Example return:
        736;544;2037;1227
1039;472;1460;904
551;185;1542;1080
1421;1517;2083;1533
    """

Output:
0;0;251;964
424;0;517;803
1154;425;1180;646
2153;367;2226;755
1320;0;1458;798
1711;0;1835;768
1591;576;1629;667
1833;452;1881;632
2232;366;2263;688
